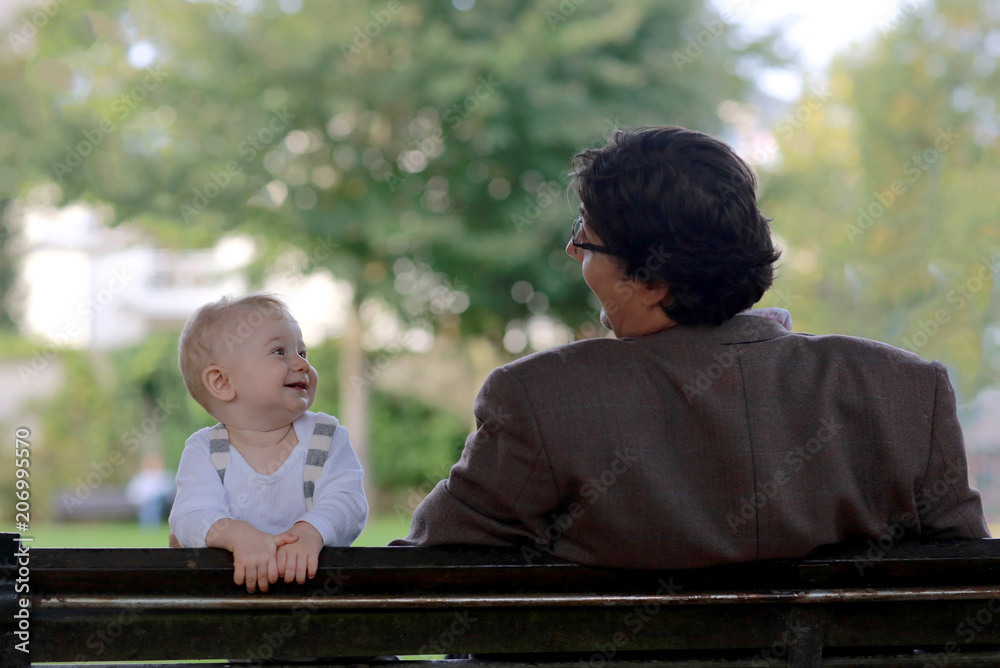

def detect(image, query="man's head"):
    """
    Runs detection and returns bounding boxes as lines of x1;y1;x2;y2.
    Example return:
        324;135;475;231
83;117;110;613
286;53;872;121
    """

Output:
178;293;317;426
569;126;781;327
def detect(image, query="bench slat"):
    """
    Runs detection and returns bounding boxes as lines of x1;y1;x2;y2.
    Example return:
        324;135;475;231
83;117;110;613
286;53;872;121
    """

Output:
5;535;1000;666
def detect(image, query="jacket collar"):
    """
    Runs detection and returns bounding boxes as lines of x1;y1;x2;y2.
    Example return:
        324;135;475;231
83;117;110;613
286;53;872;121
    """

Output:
630;314;792;347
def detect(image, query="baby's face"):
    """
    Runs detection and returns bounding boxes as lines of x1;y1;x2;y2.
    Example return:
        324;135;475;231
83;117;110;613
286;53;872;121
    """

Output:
219;309;318;429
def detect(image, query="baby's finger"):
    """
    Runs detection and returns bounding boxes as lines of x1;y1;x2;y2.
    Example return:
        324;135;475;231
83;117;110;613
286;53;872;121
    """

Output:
282;553;298;583
294;554;308;584
244;565;258;593
274;532;299;547
276;548;287;578
307;553;318;580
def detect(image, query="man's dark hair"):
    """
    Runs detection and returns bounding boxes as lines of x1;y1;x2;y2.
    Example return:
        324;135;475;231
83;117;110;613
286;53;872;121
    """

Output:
570;126;782;326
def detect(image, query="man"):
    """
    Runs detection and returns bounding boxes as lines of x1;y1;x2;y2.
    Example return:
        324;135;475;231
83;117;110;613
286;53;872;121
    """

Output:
391;126;989;568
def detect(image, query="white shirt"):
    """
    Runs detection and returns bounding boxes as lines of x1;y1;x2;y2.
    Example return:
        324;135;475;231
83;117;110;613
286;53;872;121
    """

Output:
125;470;175;506
169;411;368;548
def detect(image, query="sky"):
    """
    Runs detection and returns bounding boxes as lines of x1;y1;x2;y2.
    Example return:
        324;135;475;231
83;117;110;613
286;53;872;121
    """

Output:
715;0;926;99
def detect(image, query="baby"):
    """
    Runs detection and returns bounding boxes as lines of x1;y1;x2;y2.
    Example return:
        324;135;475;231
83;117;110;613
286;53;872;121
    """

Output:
169;293;367;592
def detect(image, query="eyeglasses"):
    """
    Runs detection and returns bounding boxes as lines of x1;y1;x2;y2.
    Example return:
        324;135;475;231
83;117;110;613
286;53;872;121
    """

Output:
570;217;615;255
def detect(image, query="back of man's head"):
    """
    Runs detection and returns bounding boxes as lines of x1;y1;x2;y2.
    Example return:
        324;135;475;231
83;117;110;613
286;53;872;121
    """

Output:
571;126;781;326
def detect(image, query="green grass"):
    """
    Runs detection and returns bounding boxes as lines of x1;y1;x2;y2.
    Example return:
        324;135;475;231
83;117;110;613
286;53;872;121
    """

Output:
19;512;414;548
358;511;414;546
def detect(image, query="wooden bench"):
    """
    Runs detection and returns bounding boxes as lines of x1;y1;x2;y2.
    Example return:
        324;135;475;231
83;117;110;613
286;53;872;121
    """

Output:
3;532;1000;667
50;488;139;523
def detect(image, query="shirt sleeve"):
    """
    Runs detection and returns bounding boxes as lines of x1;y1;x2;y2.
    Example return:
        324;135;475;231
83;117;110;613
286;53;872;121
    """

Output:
916;364;991;539
390;365;561;548
297;424;369;546
168;429;231;548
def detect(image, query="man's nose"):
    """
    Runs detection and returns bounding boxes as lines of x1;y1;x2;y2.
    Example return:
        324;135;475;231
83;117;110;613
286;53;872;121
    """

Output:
566;238;581;261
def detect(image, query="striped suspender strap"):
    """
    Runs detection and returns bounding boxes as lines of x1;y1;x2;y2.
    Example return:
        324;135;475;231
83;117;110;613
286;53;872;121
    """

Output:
207;415;337;509
209;424;230;482
303;413;338;510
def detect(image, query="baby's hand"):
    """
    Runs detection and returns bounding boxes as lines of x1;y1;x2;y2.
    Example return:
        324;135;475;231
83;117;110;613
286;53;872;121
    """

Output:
276;521;324;585
206;519;299;593
228;524;298;593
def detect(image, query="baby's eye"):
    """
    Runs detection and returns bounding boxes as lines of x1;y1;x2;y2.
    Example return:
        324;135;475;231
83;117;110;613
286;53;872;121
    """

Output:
272;347;285;355
299;350;308;359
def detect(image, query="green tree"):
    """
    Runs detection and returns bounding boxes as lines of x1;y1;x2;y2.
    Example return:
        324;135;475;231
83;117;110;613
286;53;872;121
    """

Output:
25;331;202;520
759;0;1000;397
0;198;19;330
3;0;785;496
10;330;472;520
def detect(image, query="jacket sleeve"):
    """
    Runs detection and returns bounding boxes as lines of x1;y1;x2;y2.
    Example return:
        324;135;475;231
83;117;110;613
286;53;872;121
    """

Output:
916;364;991;539
390;366;561;548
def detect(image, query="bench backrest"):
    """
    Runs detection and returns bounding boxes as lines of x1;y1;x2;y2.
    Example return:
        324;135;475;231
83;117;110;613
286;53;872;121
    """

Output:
3;534;1000;666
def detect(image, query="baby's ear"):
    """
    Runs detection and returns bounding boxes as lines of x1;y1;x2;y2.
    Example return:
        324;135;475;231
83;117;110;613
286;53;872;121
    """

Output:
203;365;236;402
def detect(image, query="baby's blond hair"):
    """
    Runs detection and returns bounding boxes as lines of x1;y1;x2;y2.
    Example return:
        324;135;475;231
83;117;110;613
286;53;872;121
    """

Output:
178;293;291;410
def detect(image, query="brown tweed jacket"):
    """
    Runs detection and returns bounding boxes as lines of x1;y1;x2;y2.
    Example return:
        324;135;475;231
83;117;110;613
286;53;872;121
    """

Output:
391;315;990;568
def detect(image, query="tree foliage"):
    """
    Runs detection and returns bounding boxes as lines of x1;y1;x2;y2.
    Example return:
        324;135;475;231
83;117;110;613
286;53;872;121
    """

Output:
3;0;782;339
5;329;469;519
2;0;796;515
758;0;1000;397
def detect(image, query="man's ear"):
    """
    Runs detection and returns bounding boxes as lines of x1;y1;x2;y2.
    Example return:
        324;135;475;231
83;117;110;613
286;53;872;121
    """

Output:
203;365;236;402
638;281;671;309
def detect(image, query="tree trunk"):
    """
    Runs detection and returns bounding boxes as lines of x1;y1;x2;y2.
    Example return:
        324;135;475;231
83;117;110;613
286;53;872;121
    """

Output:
338;299;375;509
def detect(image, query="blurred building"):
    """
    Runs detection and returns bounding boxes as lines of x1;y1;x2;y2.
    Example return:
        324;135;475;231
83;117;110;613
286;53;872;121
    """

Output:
19;202;250;349
16;197;349;351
